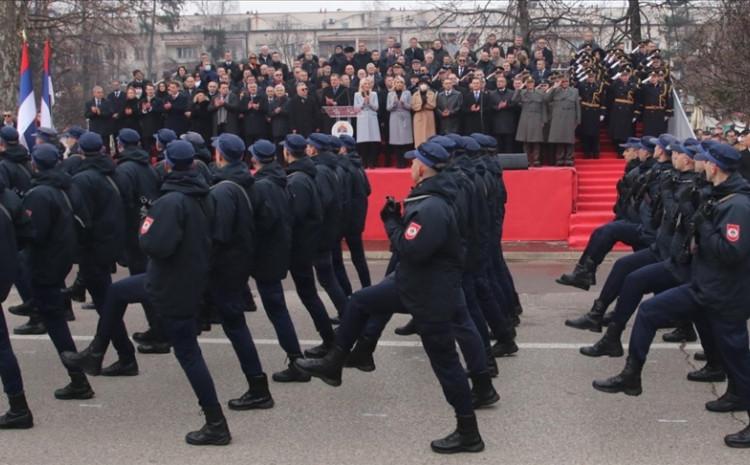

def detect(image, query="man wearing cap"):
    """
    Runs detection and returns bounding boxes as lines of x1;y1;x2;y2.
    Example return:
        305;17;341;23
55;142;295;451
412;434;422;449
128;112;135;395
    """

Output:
545;75;581;166
296;142;485;454
611;137;644;221
139;139;231;445
71;132;127;339
593;142;750;449
606;67;640;154
0;127;32;196
513;76;547;166
639;70;673;138
205;134;275;409
154;129;212;187
557;136;667;290
0;176;33;428
23;143;95;400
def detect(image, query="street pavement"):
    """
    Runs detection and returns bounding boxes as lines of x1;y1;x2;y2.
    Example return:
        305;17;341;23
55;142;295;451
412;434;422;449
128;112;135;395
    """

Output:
1;258;748;465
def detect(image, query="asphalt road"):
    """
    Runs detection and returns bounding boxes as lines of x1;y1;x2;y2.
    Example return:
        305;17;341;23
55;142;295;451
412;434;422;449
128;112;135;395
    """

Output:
1;259;748;465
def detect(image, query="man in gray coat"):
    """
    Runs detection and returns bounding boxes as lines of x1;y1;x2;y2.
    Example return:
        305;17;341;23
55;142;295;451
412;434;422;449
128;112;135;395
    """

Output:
513;77;547;166
436;75;463;135
545;75;581;166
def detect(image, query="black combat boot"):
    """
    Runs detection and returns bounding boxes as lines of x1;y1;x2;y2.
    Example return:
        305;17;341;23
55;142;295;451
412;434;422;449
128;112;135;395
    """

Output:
491;339;518;358
486;347;499;377
294;345;348;386
394;318;418;336
101;359;139;377
54;373;95;400
0;392;34;429
430;414;485;454
62;275;86;303
556;256;597;291
687;362;726;383
132;328;157;344
137;341;171;354
13;316;47;335
694;351;707;361
228;373;274;411
565;299;607;332
185;404;231;446
580;321;625;357
724;413;750;448
470;372;500;409
706;380;744;413
303;338;333;359
345;336;377;372
8;300;36;317
272;354;311;383
601;311;616;327
592;356;643;396
61;344;105;376
662;322;697;343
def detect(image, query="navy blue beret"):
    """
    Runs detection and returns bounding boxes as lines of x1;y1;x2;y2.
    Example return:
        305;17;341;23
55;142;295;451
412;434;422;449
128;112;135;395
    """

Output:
164;140;195;167
31;143;59;170
283;134;308;152
250;139;276;162
307;133;330;150
460;136;481;154
79;131;104;152
117;128;141;145
0;126;19;143
696;143;741;171
62;126;86;139
429;135;457;152
328;136;343;150
339;134;356;149
405;142;450;169
154;128;177;145
212;133;245;161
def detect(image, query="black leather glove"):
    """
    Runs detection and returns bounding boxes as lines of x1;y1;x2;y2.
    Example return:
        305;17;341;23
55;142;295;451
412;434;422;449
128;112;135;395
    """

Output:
380;197;402;222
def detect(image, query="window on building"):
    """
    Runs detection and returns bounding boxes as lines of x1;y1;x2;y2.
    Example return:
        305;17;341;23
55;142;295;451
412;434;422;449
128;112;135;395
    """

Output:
176;47;196;60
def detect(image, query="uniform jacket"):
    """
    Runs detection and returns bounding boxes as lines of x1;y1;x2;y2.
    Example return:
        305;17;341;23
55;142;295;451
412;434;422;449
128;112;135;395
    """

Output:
209;162;255;287
251;161;292;281
344;150;371;235
545;87;581;144
0;183;29;300
22;169;85;285
690;172;750;320
286;157;323;266
140;169;213;318
577;80;606;137
116;147;160;264
606;79;639;140
313;152;344;251
637;159;672;243
384;172;465;323
0;145;32;193
72;154;125;265
447;156;482;272
638;82;673;137
513;88;547;143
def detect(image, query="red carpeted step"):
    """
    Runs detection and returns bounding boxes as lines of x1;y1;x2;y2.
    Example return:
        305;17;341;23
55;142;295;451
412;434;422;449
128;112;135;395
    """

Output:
578;193;617;204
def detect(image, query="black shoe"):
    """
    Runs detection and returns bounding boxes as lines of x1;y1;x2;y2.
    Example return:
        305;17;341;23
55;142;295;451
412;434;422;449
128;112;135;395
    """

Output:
13;317;47;335
486;348;499;378
185;405;231;446
694;351;707;361
430;415;485;454
345;337;376;372
62;277;86;303
61;345;105;376
592;356;643;396
470;372;500;409
132;328;158;344
491;340;518;358
272;355;311;383
565;300;606;332
294;346;348;387
137;342;171;354
662;325;697;343
724;424;750;448
687;363;726;383
394;318;418;336
54;374;95;400
101;359;139;377
580;322;624;358
706;393;745;413
228;373;275;411
303;340;332;359
0;392;33;429
8;301;36;317
555;257;596;291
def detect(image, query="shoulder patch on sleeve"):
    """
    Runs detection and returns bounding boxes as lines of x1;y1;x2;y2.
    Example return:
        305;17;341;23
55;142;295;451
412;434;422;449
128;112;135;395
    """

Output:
25;209;32;218
140;216;154;235
726;223;740;243
404;222;421;240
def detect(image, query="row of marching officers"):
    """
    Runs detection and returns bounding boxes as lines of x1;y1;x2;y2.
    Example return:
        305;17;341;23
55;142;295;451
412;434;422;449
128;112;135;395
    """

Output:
0;124;523;454
559;134;750;448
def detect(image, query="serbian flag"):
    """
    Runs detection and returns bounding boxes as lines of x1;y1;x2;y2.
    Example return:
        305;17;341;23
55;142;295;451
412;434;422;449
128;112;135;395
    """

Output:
17;37;37;149
40;39;54;129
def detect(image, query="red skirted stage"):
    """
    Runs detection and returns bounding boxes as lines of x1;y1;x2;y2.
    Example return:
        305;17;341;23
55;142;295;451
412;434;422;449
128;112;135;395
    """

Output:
363;167;577;242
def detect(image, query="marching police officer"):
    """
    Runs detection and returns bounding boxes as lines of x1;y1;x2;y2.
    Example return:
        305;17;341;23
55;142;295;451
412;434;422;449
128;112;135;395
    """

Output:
296;142;486;454
0;178;33;429
209;134;274;409
593;142;750;448
22;144;95;400
138;140;230;445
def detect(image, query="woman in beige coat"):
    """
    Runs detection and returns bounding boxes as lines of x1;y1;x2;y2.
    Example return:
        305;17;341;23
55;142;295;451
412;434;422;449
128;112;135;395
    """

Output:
411;78;437;146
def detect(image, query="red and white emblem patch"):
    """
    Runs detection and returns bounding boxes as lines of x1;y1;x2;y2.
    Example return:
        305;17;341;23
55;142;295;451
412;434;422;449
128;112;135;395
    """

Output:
140;216;154;235
404;222;422;240
24;209;32;218
726;223;740;243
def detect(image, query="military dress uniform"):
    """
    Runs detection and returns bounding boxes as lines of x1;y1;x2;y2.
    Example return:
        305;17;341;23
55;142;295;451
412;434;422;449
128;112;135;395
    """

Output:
606;74;640;154
638;77;673;137
577;77;606;158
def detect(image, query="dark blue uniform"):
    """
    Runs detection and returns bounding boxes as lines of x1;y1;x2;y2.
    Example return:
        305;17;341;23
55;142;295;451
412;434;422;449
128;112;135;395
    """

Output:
0;145;32;194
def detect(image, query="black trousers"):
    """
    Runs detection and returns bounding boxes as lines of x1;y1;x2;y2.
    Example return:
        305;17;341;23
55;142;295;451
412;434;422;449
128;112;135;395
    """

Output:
580;134;600;158
582;220;649;269
494;133;515;154
0;304;24;395
598;248;660;309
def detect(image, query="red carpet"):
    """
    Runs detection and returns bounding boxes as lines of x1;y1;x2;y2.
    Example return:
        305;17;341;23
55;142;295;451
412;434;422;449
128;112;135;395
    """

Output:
568;132;626;249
